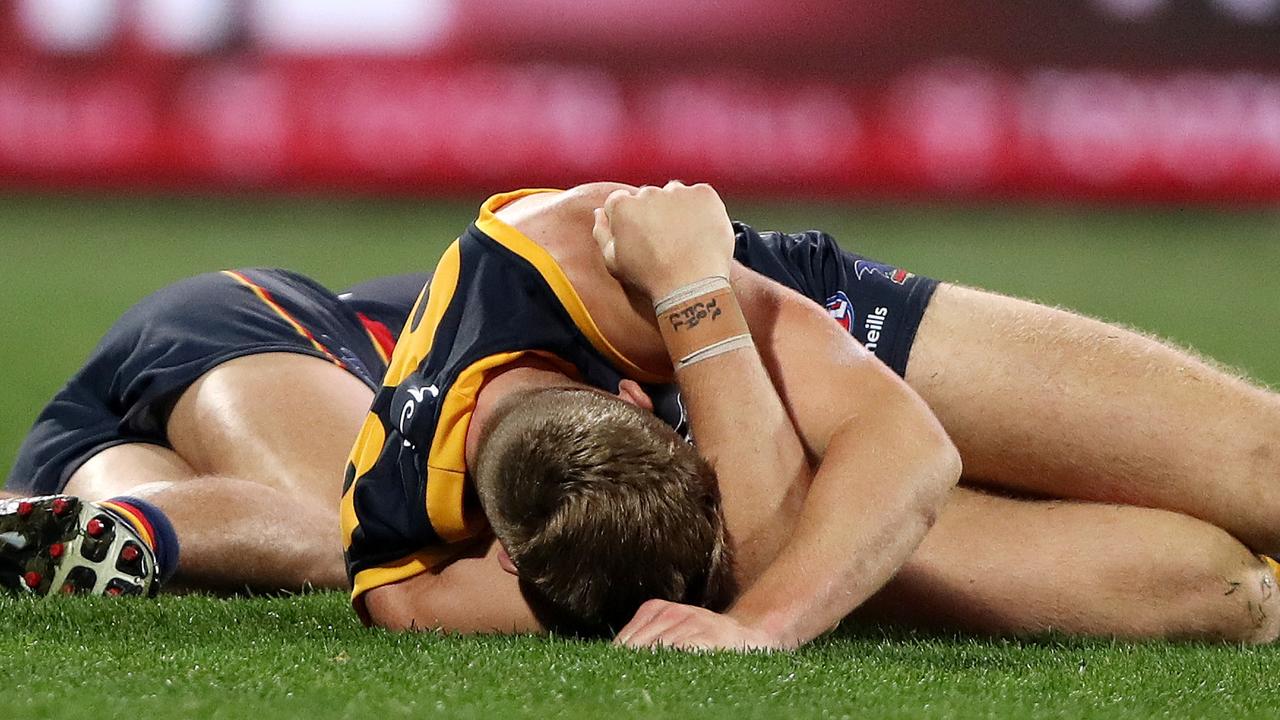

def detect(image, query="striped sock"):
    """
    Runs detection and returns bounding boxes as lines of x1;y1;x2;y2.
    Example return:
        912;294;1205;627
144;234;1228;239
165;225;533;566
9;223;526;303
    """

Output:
96;497;180;584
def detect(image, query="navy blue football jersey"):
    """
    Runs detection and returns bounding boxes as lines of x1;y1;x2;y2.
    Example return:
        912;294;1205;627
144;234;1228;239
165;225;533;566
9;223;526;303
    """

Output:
341;190;677;616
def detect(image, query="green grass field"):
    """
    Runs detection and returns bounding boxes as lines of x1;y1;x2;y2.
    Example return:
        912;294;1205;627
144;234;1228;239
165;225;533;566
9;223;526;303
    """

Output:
2;194;1279;719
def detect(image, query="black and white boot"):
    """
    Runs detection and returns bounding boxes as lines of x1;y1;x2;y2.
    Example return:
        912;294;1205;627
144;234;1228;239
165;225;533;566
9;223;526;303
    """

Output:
0;495;161;597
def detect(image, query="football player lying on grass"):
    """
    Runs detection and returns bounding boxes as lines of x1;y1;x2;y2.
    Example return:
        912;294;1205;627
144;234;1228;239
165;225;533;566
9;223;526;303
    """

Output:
345;181;1280;649
5;181;1280;649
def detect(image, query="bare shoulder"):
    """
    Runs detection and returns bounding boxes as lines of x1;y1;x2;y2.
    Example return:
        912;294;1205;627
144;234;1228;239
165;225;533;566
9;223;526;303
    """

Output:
495;182;637;232
563;181;639;206
731;263;875;366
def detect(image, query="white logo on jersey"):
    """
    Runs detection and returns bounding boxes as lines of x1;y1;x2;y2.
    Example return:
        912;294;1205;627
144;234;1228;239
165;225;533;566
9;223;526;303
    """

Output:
399;383;440;446
863;307;889;352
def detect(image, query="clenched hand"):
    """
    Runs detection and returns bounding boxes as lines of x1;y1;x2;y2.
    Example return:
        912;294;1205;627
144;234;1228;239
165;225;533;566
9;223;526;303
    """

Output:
592;181;736;301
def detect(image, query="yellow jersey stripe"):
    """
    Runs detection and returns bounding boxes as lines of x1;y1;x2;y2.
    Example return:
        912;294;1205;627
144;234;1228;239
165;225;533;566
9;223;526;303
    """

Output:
1263;555;1280;582
340;411;387;548
381;244;461;389
422;350;581;542
475;189;670;385
351;548;456;623
339;481;360;549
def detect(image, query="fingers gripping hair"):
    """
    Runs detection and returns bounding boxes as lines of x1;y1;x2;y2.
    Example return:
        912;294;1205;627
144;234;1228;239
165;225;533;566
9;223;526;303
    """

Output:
472;388;736;636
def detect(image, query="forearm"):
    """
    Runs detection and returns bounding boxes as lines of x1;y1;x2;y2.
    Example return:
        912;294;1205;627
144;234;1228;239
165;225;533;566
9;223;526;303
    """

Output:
365;543;544;635
599;182;961;652
667;285;811;582
648;269;954;638
729;413;960;646
596;184;811;573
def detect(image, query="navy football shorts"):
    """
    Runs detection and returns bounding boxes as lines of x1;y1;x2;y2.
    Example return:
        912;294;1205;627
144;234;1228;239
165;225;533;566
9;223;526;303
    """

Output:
5;269;396;495
732;222;939;378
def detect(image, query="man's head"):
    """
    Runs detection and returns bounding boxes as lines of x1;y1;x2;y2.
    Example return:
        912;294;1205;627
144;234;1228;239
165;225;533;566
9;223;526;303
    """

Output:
472;385;735;636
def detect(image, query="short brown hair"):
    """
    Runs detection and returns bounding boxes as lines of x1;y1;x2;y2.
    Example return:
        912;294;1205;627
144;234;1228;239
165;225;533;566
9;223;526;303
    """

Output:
473;387;736;636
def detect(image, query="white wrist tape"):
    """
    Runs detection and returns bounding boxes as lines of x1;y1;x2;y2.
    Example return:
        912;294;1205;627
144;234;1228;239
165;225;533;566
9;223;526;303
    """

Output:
652;275;754;372
674;333;754;370
653;276;731;316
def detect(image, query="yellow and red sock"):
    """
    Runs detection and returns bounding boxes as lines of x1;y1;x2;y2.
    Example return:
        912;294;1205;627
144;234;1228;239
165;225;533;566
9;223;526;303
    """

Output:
96;497;180;583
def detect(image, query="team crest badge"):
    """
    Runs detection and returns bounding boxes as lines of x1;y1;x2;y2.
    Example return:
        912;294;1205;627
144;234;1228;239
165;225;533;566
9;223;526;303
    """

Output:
853;259;913;285
824;291;855;332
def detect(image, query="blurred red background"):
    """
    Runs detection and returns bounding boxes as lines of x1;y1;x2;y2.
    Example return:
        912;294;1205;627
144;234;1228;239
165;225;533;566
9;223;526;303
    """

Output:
2;0;1278;201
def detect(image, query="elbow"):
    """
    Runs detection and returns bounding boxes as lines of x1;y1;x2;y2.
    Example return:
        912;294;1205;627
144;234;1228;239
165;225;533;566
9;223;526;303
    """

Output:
920;429;962;530
900;412;962;531
363;582;439;633
363;592;412;632
827;399;960;533
923;433;962;525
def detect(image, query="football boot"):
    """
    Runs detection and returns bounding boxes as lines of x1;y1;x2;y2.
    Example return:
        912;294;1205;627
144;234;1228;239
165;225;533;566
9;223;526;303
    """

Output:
0;495;159;597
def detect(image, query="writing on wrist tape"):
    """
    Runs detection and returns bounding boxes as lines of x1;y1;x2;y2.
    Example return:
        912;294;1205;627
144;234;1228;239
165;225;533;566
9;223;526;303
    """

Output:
653;276;754;371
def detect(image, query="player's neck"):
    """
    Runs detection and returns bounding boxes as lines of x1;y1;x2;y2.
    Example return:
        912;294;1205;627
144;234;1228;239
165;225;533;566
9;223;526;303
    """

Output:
465;363;582;466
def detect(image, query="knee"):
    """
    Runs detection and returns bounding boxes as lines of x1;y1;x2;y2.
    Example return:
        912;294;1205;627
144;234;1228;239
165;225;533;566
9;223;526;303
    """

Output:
1193;557;1280;645
1223;561;1280;645
1140;519;1280;644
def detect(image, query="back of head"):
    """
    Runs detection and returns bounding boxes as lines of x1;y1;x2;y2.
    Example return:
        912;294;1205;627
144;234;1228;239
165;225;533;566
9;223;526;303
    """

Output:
473;387;735;636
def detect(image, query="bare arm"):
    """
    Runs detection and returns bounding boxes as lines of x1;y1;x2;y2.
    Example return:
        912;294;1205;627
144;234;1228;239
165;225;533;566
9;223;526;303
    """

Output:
363;539;545;634
658;291;812;584
601;183;960;650
620;271;959;649
594;184;812;583
723;272;960;646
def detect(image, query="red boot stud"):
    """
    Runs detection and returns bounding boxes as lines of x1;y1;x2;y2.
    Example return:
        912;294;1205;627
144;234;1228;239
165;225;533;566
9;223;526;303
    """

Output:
2;495;161;599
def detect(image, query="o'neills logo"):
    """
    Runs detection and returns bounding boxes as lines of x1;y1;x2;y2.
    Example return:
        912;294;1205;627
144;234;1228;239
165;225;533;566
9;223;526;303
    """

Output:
864;307;889;351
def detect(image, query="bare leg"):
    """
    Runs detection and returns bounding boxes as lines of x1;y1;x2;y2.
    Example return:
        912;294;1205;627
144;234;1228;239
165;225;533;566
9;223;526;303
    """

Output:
855;486;1280;643
907;284;1280;554
67;445;348;593
65;353;372;593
